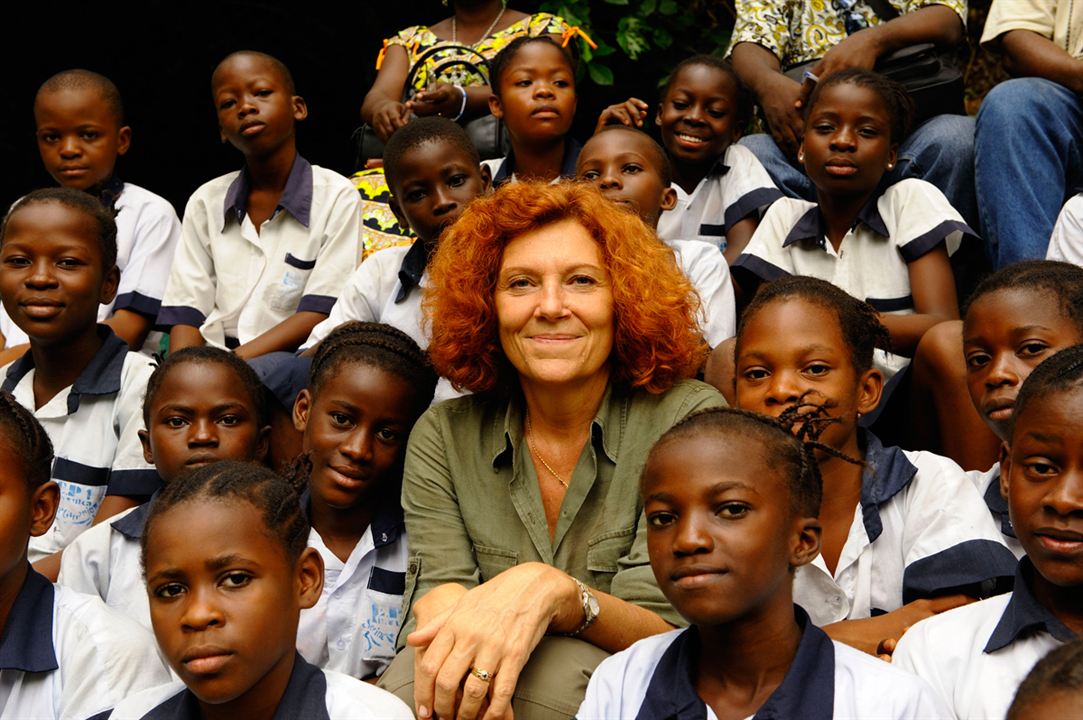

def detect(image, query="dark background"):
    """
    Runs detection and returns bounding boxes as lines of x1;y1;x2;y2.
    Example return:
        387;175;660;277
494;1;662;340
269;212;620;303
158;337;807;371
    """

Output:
0;1;667;214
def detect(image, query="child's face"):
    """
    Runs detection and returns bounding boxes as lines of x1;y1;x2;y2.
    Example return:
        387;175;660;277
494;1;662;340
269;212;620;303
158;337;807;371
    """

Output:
0;202;118;346
0;438;58;588
212;55;307;159
1002;387;1083;590
643;434;819;626
576;131;677;228
140;363;268;485
799;82;896;200
35;87;130;191
656;64;738;169
389;139;491;247
145;498;322;711
489;42;576;145
735;297;881;452
293;364;419;513
964;289;1083;443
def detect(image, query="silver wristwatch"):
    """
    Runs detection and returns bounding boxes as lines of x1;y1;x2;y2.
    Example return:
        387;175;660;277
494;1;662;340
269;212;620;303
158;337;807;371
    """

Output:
568;578;600;636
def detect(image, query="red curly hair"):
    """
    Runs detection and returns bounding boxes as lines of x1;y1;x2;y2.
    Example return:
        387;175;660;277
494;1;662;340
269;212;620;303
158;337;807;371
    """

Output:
424;181;707;394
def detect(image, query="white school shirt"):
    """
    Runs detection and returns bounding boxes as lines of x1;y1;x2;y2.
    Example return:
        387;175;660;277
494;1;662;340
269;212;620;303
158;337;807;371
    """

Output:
668;238;737;346
0;568;169;720
57;502;152;630
1;329;159;563
109;652;412;719
0;182;181;353
966;463;1025;559
302;241;461;404
297;503;408;679
158;156;361;348
894;559;1075;720
794;433;1018;626
656;143;783;251
577;607;949;720
1047;193;1083;265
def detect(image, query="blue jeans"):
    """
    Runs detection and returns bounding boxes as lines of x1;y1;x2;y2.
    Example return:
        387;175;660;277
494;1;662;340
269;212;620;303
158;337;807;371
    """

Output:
975;77;1083;267
740;113;978;228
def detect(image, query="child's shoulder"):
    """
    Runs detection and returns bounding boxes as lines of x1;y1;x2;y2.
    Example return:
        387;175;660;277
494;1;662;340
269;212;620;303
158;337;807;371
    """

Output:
322;669;413;719
117;182;179;217
899;591;1013;658
578;628;684;719
309;163;364;196
186;170;244;209
830;638;949;716
105;679;187;720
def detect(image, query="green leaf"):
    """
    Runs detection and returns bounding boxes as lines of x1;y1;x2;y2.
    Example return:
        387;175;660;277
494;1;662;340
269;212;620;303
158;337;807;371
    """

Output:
587;62;615;86
616;16;650;60
652;27;673;49
591;43;617;57
604;0;630;4
557;3;584;26
639;0;658;15
659;0;678;14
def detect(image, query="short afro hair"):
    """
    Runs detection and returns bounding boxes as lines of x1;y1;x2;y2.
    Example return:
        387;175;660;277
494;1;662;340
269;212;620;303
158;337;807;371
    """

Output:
36;69;125;125
213;50;296;96
383;116;481;193
585;125;672;187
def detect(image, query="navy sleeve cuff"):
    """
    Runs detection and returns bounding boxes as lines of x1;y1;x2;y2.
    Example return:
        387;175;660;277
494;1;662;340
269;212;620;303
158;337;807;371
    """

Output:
900;220;978;262
156;305;206;329
107;468;163;499
113;291;162;319
732;253;790;282
297;294;335;314
902;539;1019;604
722;187;785;233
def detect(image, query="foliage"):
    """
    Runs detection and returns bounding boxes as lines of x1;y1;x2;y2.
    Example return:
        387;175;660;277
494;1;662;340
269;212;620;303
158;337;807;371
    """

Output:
539;0;735;87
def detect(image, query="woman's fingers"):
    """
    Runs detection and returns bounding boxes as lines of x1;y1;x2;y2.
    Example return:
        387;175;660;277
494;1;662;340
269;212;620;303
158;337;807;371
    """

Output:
456;654;501;720
413;623;458;718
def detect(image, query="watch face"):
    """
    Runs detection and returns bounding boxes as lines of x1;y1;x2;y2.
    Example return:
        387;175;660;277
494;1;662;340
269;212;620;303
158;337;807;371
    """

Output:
587;593;600;617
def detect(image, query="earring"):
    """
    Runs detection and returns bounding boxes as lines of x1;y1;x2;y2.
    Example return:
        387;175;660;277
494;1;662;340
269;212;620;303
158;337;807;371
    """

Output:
887;162;894;170
797;152;804;163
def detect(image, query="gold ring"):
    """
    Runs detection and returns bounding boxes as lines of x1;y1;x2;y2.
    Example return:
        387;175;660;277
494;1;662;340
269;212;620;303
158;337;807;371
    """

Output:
469;666;494;682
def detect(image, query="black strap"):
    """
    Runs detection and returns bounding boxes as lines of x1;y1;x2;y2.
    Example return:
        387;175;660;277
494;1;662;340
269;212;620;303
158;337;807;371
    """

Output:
863;0;900;22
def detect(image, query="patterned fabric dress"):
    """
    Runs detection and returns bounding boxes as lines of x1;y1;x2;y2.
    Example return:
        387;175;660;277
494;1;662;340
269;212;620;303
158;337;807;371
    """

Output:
356;12;570;259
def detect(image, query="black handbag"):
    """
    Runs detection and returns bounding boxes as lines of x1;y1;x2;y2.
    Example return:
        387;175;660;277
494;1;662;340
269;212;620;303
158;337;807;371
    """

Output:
353;43;508;170
783;0;964;127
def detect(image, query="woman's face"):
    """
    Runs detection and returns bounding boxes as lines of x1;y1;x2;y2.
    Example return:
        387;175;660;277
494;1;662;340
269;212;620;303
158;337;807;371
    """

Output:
495;218;615;390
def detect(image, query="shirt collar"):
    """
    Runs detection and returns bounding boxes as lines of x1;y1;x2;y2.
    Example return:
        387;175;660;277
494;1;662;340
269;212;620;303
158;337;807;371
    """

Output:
858;431;918;543
782;194;889;249
89;175;125;213
111;492;159;540
491;138;582;188
300;488;404;549
985;558;1078;653
0;568;58;673
2;325;129;415
982;464;1015;538
395;240;430;304
222;154;313;229
634;606;834;720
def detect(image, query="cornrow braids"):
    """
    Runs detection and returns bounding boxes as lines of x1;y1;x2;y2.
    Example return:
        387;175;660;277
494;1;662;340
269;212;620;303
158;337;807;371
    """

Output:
143;346;270;429
1008;639;1083;719
489;36;576;98
964;260;1083;334
141;460;308;575
308;321;437;411
0;391;53;489
739;275;891;375
805;68;914;144
2;187;118;271
1011;344;1083;438
647;406;824;517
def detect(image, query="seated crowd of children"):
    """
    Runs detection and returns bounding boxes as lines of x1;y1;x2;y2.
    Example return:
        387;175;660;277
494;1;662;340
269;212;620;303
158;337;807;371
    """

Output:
0;25;1081;720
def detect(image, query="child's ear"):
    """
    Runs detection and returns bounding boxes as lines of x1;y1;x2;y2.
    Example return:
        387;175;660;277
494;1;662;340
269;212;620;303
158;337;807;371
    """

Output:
655;103;663;128
296;546;324;610
999;442;1012;500
254;424;272;463
480;163;493;194
488;93;504;120
99;265;120;305
117;126;132;157
292;389;312;433
797;139;806;166
292;95;308;122
887;144;898;172
29;481;59;537
790;516;821;568
856;367;883;417
388;196;408;232
139;428;154;465
660;186;678;212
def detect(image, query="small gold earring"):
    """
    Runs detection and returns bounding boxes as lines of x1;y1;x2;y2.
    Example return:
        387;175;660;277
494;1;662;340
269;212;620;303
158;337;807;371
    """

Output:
887;163;894;170
798;152;805;163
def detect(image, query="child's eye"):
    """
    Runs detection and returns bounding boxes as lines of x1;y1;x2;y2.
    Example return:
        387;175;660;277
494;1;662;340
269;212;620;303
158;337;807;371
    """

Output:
580;170;600;181
622;163;643;174
218;414;242;427
404;189;427;203
708;109;727;119
255;88;273;96
742;367;769;381
219;99;236;110
221;572;252;589
153;582;186;599
2;256;30;268
813;123;834;134
965;351;991;370
1018;341;1050;357
515;79;532;87
57;258;85;269
39;132;59;144
447;174;467;188
858;127;880;138
717;502;749;518
553;79;571;88
1024;460;1059;477
80;130;100;140
164;416;188;429
376;427;401;443
329;411;354;427
804;363;830;376
646;511;676;528
671;100;688;110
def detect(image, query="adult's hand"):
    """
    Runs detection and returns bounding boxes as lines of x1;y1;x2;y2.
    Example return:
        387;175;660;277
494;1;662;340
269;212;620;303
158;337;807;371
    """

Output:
760;75;805;159
408;83;466;120
802;28;883;106
371;99;412;142
406;562;581;720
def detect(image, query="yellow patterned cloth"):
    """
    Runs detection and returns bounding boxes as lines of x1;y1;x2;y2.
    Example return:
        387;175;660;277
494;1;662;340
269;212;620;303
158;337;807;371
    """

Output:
357;12;570;260
728;0;968;68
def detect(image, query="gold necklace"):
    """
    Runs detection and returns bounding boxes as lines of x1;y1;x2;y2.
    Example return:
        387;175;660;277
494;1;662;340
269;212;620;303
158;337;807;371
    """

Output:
525;415;569;489
451;5;506;46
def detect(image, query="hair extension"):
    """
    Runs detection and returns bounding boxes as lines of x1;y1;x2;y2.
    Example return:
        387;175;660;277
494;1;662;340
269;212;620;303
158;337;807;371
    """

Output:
805;68;915;144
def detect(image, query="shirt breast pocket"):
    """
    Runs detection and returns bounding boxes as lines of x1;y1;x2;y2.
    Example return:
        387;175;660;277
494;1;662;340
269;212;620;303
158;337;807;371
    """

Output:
474;544;519;582
264;252;316;312
587;526;635;587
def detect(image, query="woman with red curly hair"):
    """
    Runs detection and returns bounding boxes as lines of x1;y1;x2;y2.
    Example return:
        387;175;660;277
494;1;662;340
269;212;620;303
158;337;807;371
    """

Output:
377;181;725;719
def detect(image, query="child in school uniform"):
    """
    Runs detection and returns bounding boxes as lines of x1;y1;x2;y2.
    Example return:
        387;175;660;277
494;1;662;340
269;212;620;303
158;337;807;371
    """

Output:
894;345;1083;718
577;407;948;719
597;55;782;261
0;188;159;578
56;347;271;629
733;276;1017;656
481;36;581;186
575;126;737;346
158;51;360;359
0;390;169;718
108;461;412;719
291;322;437;679
0;70;182;356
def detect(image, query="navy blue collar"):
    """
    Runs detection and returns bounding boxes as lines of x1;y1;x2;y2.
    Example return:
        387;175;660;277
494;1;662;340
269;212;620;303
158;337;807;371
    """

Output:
491;138;582;188
2;325;129;415
635;606;834;720
223;154;313;229
144;652;329;719
89;175;125;213
301;489;405;550
111;491;159;540
982;465;1015;538
858;431;918;543
395;240;429;304
782;194;889;248
985;558;1078;653
0;568;58;673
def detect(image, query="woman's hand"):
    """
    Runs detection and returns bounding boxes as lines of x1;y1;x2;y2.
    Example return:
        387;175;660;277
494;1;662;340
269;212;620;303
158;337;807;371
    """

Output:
371;99;412;142
824;594;975;658
408;83;466;120
406;562;581;720
594;97;649;134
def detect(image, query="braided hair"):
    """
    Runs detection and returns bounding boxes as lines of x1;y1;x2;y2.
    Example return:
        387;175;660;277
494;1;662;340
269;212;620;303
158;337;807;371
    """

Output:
141;460;308;573
143;346;270;429
1011;344;1083;438
805;68;915;145
489;35;576;98
1008;639;1083;719
0;391;53;489
964;260;1083;333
